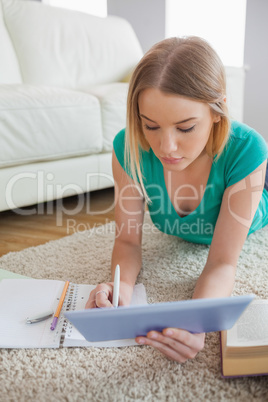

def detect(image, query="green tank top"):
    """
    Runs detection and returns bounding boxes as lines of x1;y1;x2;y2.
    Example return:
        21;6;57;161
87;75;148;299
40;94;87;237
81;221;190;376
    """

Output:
113;121;268;244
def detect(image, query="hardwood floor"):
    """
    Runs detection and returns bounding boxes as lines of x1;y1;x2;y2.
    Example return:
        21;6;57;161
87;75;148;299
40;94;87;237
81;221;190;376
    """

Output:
0;187;115;257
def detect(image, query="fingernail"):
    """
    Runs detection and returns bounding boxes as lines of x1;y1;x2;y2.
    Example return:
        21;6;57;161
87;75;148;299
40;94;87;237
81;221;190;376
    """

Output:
137;338;145;344
165;329;173;336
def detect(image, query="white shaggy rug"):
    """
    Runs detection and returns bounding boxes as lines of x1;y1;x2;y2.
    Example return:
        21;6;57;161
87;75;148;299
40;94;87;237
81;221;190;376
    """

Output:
0;213;268;402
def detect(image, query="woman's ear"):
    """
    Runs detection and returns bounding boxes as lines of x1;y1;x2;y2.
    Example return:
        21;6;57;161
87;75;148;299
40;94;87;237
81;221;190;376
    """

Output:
213;114;221;123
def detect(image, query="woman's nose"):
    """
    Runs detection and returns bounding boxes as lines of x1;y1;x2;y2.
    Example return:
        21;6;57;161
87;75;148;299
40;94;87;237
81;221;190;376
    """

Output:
160;132;178;154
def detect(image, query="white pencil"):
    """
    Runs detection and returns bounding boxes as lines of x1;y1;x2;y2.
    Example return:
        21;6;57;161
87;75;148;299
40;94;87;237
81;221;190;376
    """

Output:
112;264;120;308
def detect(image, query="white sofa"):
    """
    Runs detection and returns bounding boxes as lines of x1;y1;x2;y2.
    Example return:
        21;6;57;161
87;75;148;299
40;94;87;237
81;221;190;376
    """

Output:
0;0;143;212
0;0;245;212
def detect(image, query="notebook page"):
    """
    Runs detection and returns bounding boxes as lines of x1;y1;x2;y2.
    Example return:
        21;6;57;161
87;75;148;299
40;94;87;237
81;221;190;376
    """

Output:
0;279;65;348
63;283;147;347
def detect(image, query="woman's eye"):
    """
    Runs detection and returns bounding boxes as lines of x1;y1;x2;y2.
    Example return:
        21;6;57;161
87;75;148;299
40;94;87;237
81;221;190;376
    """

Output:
143;124;195;133
144;124;159;131
178;125;195;133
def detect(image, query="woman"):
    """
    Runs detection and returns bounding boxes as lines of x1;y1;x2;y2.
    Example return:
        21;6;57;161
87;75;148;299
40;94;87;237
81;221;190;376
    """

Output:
86;36;268;362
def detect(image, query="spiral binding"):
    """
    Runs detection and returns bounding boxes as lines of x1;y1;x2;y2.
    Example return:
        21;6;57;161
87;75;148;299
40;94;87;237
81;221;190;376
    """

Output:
65;284;78;336
52;282;79;347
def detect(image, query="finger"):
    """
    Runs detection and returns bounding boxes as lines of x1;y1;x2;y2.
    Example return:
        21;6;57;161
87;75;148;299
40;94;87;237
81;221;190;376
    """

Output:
85;295;96;309
162;328;205;353
85;285;112;309
136;330;204;362
95;289;113;308
135;335;188;363
147;331;197;360
85;289;97;309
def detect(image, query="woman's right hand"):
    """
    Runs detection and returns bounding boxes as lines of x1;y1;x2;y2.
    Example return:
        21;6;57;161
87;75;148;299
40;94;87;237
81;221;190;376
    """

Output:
85;281;134;309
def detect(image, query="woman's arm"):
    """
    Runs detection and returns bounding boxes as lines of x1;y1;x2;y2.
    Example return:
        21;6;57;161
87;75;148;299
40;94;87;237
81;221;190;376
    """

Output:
136;160;267;361
86;150;145;308
193;159;267;299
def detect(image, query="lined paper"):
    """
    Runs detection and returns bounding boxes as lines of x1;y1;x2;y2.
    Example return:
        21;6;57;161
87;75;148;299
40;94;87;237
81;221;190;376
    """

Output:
0;279;148;349
63;283;148;347
0;279;65;348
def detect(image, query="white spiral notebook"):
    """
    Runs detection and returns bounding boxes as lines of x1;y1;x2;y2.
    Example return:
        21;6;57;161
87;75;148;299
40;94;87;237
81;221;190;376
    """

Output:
0;279;147;349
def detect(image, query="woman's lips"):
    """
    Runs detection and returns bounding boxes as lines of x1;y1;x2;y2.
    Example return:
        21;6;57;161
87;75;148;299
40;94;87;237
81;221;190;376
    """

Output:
161;156;184;164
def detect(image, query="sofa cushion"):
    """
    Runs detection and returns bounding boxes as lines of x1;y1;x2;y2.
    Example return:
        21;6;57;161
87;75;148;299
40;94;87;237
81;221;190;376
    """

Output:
86;83;128;151
0;0;22;84
1;153;113;211
2;0;143;89
0;85;103;168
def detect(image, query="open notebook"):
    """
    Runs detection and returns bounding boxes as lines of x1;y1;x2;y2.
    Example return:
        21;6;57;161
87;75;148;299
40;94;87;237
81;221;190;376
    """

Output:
0;278;254;349
0;279;147;349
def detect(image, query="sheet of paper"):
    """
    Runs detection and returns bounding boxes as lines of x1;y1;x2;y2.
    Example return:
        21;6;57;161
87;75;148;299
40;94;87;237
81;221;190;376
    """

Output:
63;283;148;347
227;299;268;347
0;279;65;348
0;279;148;349
0;269;30;281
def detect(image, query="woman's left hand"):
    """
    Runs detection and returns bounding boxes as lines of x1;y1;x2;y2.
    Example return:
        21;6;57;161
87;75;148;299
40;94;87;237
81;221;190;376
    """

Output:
136;328;205;363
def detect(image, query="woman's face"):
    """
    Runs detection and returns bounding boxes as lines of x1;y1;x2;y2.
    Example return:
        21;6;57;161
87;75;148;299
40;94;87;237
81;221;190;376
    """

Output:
138;88;220;172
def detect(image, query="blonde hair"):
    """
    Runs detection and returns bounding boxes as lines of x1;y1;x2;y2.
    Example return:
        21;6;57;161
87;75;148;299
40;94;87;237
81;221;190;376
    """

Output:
125;36;230;203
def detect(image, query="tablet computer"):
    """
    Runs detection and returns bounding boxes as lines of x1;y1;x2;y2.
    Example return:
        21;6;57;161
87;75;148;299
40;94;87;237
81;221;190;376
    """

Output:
65;294;254;342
